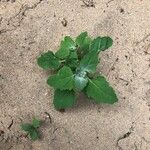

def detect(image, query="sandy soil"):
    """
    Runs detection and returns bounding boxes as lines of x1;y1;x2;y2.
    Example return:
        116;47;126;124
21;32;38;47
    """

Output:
0;0;150;150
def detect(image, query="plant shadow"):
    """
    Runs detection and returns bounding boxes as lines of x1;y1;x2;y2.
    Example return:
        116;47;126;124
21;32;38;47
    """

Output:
67;92;120;114
68;92;99;113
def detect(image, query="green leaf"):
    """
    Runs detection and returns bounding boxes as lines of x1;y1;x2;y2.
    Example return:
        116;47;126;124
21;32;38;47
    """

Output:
100;36;113;51
29;129;39;141
75;32;91;51
54;89;76;110
47;66;74;90
86;76;118;104
90;37;101;53
37;51;60;70
21;124;33;132
55;36;76;59
74;72;88;91
69;51;78;59
89;36;113;52
32;118;41;128
76;32;87;45
65;51;78;69
77;51;99;73
66;59;78;69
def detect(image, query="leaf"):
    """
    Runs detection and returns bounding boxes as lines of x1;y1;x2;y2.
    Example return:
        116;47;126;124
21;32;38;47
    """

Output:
77;51;99;73
69;51;78;59
86;76;118;104
75;32;91;51
89;36;113;52
53;89;76;110
66;59;78;69
21;124;33;132
76;32;87;45
32;118;41;128
29;129;39;141
89;37;101;53
47;66;74;90
55;36;76;59
74;72;88;91
100;36;113;51
37;51;60;70
65;51;78;69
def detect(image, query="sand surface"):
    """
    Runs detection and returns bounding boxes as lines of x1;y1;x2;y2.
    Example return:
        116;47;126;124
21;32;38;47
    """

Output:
0;0;150;150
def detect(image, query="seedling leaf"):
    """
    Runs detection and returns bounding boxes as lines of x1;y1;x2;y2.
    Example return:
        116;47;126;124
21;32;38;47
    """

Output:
21;124;33;132
29;129;39;141
37;51;60;70
74;72;88;91
76;32;87;45
100;36;113;51
69;51;78;59
77;51;99;73
55;36;76;59
86;76;118;104
76;32;91;51
47;66;74;90
66;59;78;69
32;118;41;128
89;37;101;53
54;89;76;110
65;51;78;69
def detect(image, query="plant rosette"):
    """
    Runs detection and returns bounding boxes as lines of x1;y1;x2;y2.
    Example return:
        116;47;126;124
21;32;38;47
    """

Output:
37;32;118;111
21;118;41;141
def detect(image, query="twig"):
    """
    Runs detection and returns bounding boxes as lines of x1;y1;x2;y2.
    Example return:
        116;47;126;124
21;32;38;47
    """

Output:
8;119;13;130
81;0;95;8
44;112;52;124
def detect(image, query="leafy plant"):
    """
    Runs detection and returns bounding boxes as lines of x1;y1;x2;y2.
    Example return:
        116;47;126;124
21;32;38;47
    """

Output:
21;118;41;140
37;32;118;110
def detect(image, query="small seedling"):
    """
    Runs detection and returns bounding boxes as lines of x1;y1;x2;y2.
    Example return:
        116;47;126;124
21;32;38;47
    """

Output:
21;118;41;141
37;32;118;111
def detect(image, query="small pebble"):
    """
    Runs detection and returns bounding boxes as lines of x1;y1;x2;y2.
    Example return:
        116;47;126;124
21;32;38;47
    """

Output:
61;18;67;27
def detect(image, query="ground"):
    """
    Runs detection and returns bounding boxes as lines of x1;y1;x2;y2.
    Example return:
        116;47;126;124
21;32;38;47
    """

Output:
0;0;150;150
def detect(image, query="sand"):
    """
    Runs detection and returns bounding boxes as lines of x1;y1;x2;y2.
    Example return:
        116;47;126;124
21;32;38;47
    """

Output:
0;0;150;150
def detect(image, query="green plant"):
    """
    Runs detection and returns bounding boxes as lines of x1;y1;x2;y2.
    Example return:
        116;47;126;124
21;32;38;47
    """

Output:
21;118;41;140
37;32;118;110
